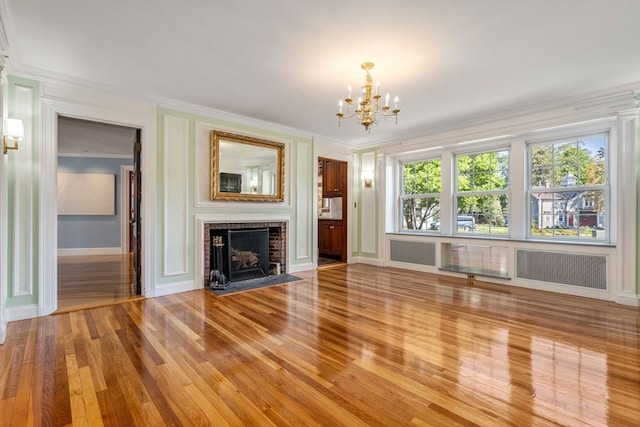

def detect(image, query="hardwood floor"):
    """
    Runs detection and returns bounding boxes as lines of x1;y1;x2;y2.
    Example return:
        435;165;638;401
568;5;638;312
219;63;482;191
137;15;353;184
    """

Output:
317;256;345;269
57;254;141;313
2;264;639;426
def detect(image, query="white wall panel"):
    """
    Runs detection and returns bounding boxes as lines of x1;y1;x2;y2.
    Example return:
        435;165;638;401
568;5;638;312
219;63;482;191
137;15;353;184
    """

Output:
0;72;7;343
352;153;360;253
163;116;189;276
295;142;310;261
360;151;376;254
11;84;35;297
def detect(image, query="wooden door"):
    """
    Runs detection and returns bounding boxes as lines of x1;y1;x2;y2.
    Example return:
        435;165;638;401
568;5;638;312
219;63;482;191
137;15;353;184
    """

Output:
133;129;142;295
128;171;135;252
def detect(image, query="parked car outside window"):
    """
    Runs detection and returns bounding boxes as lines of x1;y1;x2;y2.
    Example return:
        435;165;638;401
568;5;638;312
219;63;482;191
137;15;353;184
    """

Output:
429;215;476;231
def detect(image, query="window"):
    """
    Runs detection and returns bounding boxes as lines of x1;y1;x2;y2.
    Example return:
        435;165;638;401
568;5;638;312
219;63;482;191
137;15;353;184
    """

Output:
528;132;608;240
455;149;509;235
400;158;441;231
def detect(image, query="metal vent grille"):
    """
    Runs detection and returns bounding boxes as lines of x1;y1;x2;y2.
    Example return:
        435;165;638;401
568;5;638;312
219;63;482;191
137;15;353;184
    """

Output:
390;240;436;266
516;249;607;290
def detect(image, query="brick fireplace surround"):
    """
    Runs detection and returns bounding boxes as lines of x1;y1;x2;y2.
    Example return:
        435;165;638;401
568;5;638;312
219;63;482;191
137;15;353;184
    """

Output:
202;221;287;287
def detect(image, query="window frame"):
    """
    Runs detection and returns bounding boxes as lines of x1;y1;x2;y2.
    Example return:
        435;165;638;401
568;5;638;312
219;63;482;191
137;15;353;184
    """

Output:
392;119;617;247
526;131;610;243
398;156;442;233
453;147;511;236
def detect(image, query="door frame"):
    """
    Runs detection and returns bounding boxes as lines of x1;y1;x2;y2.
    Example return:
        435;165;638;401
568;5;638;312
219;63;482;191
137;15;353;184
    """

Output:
314;147;352;268
39;95;156;316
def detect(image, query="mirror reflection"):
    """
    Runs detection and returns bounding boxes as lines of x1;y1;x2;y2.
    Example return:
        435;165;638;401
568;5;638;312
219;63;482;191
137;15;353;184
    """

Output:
210;131;284;202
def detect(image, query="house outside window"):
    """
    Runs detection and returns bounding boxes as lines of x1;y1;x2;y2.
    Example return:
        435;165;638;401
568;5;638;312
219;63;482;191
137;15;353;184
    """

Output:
528;132;608;241
454;149;510;235
400;158;441;231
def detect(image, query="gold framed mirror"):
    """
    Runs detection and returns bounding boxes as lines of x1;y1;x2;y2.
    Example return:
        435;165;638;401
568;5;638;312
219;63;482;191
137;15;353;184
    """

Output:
210;130;285;202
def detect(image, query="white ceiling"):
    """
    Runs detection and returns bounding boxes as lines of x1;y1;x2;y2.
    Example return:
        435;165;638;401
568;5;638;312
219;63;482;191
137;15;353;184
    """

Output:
4;0;640;151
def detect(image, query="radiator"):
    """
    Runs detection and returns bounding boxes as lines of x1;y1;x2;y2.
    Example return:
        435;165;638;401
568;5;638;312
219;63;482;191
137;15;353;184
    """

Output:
516;249;607;290
390;240;436;266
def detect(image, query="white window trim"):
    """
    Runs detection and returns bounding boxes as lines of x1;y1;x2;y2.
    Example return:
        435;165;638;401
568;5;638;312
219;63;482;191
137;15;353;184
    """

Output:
525;124;615;245
399;157;442;232
393;118;617;247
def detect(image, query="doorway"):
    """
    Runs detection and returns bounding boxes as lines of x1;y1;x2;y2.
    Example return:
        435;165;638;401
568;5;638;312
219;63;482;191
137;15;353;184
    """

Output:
56;116;142;312
318;157;348;269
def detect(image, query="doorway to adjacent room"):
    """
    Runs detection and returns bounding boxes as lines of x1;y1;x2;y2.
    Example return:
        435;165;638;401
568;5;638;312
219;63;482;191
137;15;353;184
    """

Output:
56;117;143;312
318;157;348;269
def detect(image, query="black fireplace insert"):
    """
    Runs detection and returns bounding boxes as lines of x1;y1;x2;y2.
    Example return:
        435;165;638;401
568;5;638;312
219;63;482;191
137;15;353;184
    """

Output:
210;228;270;283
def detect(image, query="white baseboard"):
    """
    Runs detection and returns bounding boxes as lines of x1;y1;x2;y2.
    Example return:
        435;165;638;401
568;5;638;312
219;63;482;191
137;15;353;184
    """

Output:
7;304;39;322
0;320;6;344
58;247;123;256
615;292;640;307
145;280;196;298
289;262;315;273
350;256;384;267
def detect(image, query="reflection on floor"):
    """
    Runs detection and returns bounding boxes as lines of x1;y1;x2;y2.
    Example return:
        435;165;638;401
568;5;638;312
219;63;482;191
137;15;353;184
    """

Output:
57;254;142;313
318;256;345;269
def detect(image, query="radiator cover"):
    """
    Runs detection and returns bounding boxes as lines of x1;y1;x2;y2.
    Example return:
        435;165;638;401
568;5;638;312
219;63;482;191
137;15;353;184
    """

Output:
516;249;607;290
390;240;436;266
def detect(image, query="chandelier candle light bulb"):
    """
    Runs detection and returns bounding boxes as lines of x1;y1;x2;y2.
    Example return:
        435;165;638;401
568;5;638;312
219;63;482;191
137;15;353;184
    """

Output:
336;62;401;131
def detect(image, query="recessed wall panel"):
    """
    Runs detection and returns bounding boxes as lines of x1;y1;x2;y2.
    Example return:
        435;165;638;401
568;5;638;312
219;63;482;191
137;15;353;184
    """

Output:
163;116;189;276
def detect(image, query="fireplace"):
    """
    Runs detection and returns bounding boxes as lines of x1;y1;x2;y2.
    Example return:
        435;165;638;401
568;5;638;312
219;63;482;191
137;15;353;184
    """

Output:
211;228;270;283
203;221;287;287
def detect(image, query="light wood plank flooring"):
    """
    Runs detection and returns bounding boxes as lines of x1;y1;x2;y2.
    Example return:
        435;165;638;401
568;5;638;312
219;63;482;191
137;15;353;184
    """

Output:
2;264;639;426
57;254;141;313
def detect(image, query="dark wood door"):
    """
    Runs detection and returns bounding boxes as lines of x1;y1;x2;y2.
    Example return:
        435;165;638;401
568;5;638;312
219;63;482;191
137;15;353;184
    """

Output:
128;171;135;252
133;129;142;295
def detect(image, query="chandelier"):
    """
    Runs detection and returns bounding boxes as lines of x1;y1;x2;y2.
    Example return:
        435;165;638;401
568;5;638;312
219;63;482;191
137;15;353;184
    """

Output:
336;62;400;131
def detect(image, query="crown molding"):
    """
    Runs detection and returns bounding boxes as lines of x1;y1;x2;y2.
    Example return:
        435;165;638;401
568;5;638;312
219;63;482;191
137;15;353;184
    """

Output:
376;82;640;153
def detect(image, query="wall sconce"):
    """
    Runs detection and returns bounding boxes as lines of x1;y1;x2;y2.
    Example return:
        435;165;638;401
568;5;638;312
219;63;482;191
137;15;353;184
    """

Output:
3;118;24;155
361;170;374;188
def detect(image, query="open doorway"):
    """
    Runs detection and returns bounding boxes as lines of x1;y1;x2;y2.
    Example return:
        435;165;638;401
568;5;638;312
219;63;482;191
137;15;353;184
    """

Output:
56;116;142;312
318;157;348;269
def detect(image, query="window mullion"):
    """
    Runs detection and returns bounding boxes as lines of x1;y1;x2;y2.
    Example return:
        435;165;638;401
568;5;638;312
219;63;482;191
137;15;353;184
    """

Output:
440;151;454;234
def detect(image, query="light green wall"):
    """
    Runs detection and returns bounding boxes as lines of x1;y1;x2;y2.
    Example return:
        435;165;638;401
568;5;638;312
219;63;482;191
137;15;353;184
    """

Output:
154;107;314;287
352;148;379;259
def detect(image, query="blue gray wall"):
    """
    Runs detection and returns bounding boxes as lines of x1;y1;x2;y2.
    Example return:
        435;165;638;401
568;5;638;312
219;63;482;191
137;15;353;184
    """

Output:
57;157;133;249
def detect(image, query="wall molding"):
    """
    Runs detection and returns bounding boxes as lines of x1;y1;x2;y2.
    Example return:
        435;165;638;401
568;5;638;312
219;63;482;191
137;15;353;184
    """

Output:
6;303;38;322
145;280;195;298
295;142;311;261
162;115;189;277
10;83;35;297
